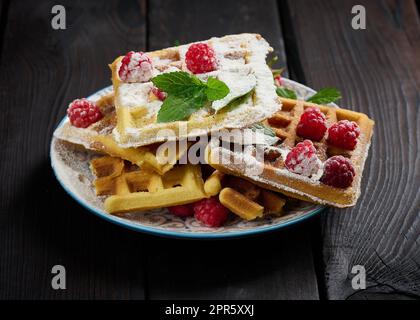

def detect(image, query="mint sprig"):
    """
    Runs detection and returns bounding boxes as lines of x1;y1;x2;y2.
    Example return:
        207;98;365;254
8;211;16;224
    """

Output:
306;88;342;104
250;123;279;145
205;77;230;101
276;86;342;105
250;123;276;138
272;67;285;77
152;72;229;122
222;90;253;113
152;72;201;95
267;55;279;68
276;87;297;100
155;90;207;123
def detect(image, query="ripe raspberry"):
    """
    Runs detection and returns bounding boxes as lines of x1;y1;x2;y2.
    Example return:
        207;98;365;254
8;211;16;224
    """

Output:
327;120;360;150
193;197;229;228
285;140;322;177
118;51;153;83
185;43;217;74
321;156;355;188
151;87;166;101
296;107;327;141
67;99;103;128
168;204;194;217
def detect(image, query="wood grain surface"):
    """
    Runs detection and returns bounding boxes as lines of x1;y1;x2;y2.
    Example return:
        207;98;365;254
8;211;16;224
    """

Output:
286;0;420;299
0;0;418;300
0;0;149;299
145;0;319;300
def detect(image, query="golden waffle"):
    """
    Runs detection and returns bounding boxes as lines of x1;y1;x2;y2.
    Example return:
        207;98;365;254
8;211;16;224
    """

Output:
90;156;207;214
205;172;286;220
220;188;264;220
53;92;185;175
110;33;281;147
207;98;374;208
203;170;225;196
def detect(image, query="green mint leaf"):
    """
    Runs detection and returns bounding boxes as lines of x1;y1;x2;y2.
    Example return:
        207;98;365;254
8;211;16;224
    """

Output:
272;67;285;77
250;123;279;145
205;77;230;101
220;90;254;113
152;71;230;122
174;40;180;47
152;72;203;95
306;88;342;104
156;87;207;123
276;87;297;99
250;123;276;137
267;55;278;68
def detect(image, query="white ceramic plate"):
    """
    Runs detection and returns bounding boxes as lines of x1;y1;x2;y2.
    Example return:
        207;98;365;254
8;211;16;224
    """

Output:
50;78;326;239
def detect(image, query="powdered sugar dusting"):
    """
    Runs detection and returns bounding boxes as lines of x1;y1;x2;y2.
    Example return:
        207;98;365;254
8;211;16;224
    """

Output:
114;34;281;147
207;77;374;208
119;52;154;83
285;141;322;178
118;82;154;108
50;79;331;235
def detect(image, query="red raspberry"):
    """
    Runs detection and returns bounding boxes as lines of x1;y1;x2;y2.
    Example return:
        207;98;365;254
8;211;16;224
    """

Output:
118;51;153;83
321;156;355;188
168;204;194;217
274;75;282;87
185;43;217;74
296;107;327;141
151;87;166;101
193;197;229;228
67;99;103;128
285;140;321;177
327;120;360;150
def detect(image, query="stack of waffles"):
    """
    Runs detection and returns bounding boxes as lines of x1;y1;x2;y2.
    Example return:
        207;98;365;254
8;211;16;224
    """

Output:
207;98;374;207
54;33;374;228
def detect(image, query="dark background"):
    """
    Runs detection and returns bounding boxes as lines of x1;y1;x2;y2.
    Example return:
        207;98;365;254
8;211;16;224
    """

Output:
0;0;419;300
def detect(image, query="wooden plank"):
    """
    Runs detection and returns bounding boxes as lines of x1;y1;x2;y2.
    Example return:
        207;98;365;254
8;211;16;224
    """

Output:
146;0;319;300
0;1;9;63
0;0;148;299
286;0;420;299
145;221;320;300
147;0;288;76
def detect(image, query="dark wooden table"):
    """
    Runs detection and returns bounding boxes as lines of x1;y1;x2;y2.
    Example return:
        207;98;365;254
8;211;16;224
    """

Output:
0;0;419;300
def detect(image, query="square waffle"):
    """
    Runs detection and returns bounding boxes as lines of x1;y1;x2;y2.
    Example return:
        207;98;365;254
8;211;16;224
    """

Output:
54;92;185;175
90;156;207;214
110;33;281;147
207;98;374;208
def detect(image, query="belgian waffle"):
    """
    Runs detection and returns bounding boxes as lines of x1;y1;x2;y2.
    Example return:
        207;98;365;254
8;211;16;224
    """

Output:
90;156;208;214
53;92;185;175
110;33;281;147
207;98;374;208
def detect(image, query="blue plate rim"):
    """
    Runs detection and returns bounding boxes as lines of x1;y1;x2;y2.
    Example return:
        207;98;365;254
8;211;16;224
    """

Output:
50;81;326;239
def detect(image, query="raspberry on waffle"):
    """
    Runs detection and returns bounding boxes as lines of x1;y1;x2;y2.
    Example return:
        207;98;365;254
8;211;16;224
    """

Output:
207;98;374;208
110;34;281;148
